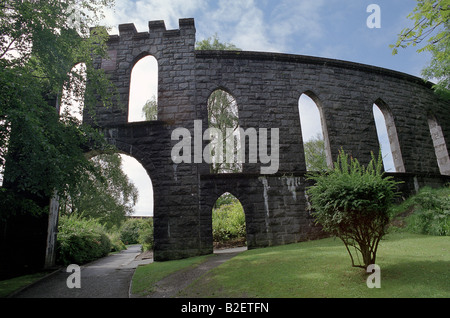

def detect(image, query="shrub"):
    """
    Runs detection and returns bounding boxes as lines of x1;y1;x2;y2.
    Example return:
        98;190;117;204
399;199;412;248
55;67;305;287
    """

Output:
119;219;143;245
57;215;111;265
138;218;154;251
212;200;246;243
405;186;450;236
307;150;400;269
108;230;127;252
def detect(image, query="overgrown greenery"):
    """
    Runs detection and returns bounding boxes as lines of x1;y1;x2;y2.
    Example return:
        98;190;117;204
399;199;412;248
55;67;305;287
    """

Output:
0;0;117;217
212;194;246;244
307;150;400;269
390;185;450;236
57;215;111;266
60;153;139;230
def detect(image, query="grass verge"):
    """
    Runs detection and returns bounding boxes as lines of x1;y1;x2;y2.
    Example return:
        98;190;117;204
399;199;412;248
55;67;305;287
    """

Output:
131;254;212;296
0;272;51;298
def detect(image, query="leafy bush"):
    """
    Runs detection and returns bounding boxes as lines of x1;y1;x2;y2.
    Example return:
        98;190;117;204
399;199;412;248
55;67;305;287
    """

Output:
307;150;400;269
120;218;143;245
404;186;450;236
107;230;127;252
212;200;246;243
138;218;154;251
57;215;111;265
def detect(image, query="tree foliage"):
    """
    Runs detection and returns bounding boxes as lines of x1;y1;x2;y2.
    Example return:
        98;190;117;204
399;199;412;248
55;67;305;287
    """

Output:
391;0;450;99
304;134;328;172
0;0;116;215
142;95;158;121
196;33;241;51
307;150;400;269
60;154;138;229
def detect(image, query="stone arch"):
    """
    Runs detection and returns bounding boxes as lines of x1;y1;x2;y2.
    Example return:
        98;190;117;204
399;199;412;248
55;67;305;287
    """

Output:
128;54;158;122
211;191;247;248
298;91;332;170
372;98;405;172
427;113;450;176
206;88;242;174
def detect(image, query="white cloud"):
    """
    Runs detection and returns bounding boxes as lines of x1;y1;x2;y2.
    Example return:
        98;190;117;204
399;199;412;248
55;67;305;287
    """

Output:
102;0;206;33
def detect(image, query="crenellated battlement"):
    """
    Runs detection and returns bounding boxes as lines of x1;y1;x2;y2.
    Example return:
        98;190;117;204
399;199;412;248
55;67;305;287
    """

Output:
107;18;196;43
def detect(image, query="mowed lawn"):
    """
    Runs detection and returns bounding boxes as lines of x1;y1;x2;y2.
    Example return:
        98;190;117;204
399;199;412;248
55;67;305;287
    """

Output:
176;233;449;298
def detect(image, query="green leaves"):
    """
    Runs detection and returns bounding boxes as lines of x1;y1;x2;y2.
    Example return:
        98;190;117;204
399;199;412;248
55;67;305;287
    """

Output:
306;149;401;269
0;0;117;211
391;0;449;99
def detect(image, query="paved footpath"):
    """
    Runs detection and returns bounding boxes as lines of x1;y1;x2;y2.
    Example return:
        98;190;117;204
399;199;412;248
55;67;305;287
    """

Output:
12;245;152;298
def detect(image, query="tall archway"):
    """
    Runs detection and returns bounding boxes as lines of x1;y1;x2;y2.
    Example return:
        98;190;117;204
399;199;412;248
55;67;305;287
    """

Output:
207;89;242;174
212;192;247;249
372;99;405;172
428;114;450;176
128;55;158;122
298;92;332;171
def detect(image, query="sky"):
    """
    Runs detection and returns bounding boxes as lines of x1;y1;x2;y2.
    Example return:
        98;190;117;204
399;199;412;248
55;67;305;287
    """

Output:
66;0;431;216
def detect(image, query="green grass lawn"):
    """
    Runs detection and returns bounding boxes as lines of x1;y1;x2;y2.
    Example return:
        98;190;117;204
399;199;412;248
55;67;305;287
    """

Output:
170;232;449;298
131;254;212;296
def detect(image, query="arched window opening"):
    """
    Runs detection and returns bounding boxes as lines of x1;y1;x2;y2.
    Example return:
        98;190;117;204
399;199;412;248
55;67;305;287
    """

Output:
298;93;332;171
207;89;242;174
60;63;87;122
128;55;158;122
212;193;247;249
428;114;450;176
372;100;405;172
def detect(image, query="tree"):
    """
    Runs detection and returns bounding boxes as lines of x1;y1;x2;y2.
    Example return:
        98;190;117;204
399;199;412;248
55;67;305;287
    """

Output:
307;150;400;270
60;154;138;230
0;0;116;214
142;95;158;121
391;0;449;99
196;33;241;51
304;134;328;171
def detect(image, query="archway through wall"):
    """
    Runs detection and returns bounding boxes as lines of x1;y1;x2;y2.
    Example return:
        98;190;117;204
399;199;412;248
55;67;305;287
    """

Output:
212;192;247;250
119;154;154;217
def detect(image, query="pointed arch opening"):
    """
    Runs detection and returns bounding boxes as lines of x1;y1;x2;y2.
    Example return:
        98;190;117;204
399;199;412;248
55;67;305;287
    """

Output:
212;192;247;250
207;88;243;174
298;92;332;171
128;55;158;122
428;114;450;175
60;63;87;122
372;99;405;172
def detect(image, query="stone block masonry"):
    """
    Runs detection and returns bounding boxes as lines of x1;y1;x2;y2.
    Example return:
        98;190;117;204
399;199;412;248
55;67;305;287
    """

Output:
85;18;449;261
